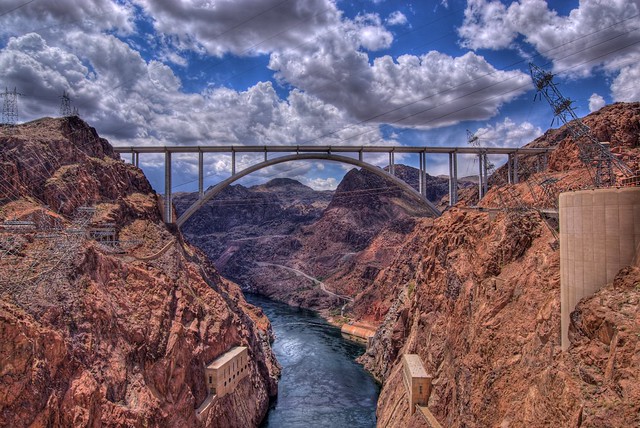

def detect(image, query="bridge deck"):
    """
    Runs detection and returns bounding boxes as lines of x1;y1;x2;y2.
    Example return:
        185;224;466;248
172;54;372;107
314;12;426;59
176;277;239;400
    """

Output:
113;145;552;155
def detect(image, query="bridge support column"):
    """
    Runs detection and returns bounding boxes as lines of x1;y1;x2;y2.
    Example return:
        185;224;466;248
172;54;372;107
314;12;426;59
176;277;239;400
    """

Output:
478;153;484;200
389;152;395;176
419;152;424;197
453;152;458;203
449;151;458;205
131;152;135;165
483;152;489;196
420;152;427;199
513;152;519;184
232;150;236;176
164;151;172;223
507;154;513;184
359;150;363;162
198;151;204;199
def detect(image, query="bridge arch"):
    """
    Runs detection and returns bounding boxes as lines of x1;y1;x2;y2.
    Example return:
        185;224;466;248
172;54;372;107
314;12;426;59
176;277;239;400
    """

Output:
176;153;441;227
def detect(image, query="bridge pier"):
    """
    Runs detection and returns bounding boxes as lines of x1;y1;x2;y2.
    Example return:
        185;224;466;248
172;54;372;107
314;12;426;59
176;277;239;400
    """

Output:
164;151;172;223
130;152;139;167
477;151;489;200
506;153;519;184
389;151;395;176
483;152;488;196
422;152;428;198
418;152;424;197
448;151;458;206
478;153;484;200
198;151;204;198
232;150;236;176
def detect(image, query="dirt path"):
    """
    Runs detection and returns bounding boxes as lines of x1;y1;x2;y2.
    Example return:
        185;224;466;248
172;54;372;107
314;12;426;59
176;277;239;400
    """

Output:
257;262;353;302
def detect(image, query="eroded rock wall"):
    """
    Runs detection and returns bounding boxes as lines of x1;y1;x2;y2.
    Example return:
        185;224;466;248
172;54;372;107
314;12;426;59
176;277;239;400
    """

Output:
0;117;279;427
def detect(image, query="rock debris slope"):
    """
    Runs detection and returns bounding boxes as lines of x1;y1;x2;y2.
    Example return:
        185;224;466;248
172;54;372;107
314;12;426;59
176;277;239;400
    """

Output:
0;117;279;427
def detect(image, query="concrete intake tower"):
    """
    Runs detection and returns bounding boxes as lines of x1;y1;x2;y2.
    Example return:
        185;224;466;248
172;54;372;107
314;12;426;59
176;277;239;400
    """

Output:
559;187;640;349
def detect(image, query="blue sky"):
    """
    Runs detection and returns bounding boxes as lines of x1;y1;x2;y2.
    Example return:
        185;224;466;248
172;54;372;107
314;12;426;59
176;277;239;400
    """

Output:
1;0;638;193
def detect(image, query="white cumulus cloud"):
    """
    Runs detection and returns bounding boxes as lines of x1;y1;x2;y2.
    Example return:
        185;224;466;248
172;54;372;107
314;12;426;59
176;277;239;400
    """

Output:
458;0;640;95
611;63;640;102
303;177;338;190
588;93;606;112
386;11;408;26
470;117;543;148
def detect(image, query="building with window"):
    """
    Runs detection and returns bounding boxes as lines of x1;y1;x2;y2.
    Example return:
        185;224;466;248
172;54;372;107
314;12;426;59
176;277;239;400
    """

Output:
204;346;249;397
402;354;431;414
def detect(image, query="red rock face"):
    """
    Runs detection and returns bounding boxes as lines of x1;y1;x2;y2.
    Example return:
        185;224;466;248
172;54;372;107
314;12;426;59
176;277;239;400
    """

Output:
0;118;279;427
174;165;439;312
359;103;640;427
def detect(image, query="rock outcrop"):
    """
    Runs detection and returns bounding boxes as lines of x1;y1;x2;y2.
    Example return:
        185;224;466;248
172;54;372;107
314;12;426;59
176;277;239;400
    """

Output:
361;102;640;427
0;117;279;427
175;165;444;311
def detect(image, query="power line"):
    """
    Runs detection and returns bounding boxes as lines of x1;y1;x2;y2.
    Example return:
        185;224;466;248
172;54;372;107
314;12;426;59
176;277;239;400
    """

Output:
0;0;37;18
325;35;640;148
5;5;638;152
296;18;640;146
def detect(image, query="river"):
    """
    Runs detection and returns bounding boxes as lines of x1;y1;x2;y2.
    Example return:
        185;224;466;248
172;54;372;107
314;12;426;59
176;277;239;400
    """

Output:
245;294;380;428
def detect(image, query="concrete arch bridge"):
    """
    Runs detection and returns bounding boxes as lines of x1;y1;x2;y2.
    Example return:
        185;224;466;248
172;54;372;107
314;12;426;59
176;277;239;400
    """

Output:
112;145;553;227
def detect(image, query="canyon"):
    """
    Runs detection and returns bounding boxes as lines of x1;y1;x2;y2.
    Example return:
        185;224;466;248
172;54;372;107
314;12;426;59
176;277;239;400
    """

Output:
174;165;474;313
1;102;639;427
179;102;640;427
0;117;279;427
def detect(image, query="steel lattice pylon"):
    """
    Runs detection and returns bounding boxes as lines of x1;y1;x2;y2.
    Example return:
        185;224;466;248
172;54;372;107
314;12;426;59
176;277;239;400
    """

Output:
1;87;22;128
60;91;72;117
529;63;633;187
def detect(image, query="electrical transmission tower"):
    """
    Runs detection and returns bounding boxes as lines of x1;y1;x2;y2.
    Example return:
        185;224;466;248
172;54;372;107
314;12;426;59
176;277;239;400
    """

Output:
529;63;634;187
60;91;78;117
1;87;23;129
467;128;560;243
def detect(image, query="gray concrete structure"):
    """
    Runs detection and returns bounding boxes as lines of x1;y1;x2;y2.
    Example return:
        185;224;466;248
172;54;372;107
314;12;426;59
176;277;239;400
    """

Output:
164;151;171;223
175;153;442;226
559;188;640;349
113;145;552;225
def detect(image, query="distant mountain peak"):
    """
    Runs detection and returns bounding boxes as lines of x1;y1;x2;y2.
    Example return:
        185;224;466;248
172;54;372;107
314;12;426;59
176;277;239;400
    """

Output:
253;177;313;191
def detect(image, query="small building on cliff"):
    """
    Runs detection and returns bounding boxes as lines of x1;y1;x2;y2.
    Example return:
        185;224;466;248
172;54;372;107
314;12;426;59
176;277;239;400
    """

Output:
402;354;431;414
205;346;249;397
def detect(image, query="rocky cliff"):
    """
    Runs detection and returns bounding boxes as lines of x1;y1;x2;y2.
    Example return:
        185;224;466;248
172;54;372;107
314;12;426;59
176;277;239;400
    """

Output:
0;117;279;427
360;102;640;427
175;165;446;311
